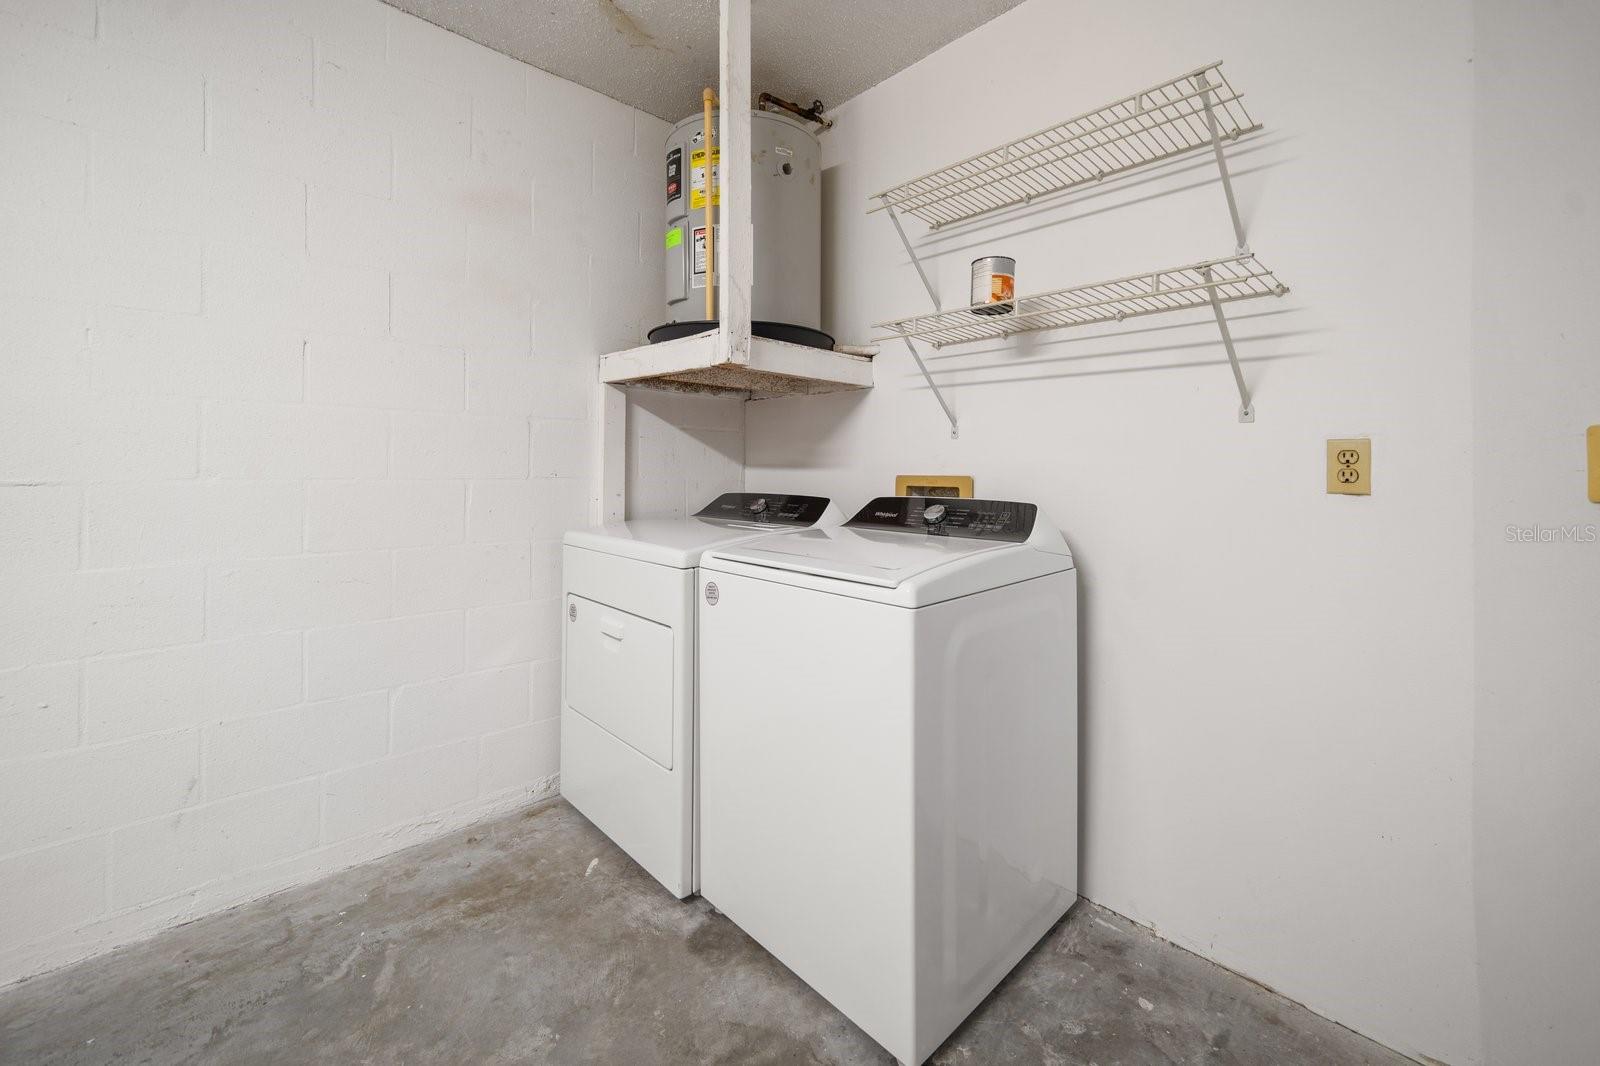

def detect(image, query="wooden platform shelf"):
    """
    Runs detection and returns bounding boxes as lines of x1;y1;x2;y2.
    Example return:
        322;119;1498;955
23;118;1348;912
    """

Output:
600;331;874;399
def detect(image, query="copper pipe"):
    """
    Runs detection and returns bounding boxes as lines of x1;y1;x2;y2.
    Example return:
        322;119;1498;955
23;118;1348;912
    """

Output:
757;92;832;130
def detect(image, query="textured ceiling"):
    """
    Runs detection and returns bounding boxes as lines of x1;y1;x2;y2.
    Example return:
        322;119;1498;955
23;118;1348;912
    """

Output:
380;0;1027;122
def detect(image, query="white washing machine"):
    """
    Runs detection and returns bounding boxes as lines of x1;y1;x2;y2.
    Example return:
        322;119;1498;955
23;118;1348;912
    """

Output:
560;492;842;899
696;496;1078;1065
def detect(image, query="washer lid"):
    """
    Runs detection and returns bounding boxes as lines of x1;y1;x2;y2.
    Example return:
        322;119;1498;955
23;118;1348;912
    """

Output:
705;526;1017;588
700;497;1074;606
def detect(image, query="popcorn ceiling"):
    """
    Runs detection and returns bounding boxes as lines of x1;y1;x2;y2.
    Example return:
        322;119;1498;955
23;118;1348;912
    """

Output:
380;0;1026;121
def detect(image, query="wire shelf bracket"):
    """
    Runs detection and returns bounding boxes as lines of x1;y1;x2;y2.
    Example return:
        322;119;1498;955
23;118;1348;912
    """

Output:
883;201;959;438
1204;265;1255;422
1196;70;1249;255
869;62;1276;428
873;255;1289;423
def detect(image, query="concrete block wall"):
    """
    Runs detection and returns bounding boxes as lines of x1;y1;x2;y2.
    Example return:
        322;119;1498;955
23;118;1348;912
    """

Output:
0;0;675;985
625;391;746;518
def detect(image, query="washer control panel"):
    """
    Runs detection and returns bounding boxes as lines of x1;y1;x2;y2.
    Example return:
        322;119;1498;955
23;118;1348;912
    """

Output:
846;496;1037;541
694;493;831;526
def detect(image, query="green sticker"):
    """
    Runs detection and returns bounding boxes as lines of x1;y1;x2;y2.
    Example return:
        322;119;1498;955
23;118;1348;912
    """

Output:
665;227;683;249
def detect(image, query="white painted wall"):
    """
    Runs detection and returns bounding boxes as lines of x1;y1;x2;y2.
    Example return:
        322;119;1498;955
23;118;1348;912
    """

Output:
625;391;745;519
0;0;691;986
746;2;1485;1062
1471;2;1600;1062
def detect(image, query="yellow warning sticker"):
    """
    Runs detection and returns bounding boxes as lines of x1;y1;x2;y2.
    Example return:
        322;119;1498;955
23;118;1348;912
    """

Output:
665;226;683;249
689;147;721;209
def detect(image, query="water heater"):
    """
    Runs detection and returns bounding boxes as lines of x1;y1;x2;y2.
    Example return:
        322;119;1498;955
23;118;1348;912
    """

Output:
653;108;827;349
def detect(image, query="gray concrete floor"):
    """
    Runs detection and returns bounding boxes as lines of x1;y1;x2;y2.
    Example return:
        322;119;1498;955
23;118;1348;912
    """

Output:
0;799;1411;1065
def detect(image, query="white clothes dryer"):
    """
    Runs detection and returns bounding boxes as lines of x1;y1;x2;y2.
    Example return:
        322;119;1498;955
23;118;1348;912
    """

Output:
560;493;842;898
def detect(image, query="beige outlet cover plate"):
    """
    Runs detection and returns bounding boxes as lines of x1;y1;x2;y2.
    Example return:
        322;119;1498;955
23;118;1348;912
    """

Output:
1327;438;1371;495
1588;426;1599;503
896;474;974;498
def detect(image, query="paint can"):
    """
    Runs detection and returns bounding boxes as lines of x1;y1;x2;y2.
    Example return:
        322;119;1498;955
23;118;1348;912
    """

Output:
970;256;1016;316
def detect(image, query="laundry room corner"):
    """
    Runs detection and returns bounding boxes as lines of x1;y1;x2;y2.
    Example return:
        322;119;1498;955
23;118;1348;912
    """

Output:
3;1;1598;1063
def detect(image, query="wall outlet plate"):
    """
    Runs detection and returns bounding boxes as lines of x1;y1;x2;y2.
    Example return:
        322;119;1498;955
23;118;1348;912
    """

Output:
1588;426;1599;503
1327;438;1371;495
895;474;974;498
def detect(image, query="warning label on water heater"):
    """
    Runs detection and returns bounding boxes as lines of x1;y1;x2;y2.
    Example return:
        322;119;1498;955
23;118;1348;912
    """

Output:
691;227;707;286
689;148;721;209
666;147;682;203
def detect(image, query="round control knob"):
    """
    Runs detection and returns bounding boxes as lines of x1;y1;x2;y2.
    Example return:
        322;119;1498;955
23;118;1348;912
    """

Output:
747;497;768;514
923;503;947;525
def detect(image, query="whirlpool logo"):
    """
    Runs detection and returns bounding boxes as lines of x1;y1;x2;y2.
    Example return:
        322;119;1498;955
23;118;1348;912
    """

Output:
704;581;720;606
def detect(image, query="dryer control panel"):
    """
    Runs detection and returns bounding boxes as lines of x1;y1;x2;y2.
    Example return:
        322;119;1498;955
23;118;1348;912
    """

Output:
694;493;831;525
846;496;1038;541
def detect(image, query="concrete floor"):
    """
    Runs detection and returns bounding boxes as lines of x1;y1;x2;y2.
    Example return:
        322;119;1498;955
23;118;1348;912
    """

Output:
0;799;1411;1066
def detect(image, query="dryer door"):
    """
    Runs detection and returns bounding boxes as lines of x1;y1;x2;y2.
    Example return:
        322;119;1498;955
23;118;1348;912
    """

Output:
565;595;675;769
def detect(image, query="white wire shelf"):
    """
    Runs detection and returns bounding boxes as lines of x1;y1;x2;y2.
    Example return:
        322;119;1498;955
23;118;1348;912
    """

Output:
869;61;1258;229
873;254;1288;349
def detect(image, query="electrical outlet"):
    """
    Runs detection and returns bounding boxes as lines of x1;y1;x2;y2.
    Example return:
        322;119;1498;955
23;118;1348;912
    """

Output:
1327;438;1371;495
1588;426;1599;503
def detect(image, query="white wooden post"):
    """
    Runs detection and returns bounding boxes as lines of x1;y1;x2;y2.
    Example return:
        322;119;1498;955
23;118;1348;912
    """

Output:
593;382;626;523
717;0;752;367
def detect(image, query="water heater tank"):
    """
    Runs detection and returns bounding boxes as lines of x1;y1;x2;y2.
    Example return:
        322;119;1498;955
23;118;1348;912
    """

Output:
655;108;827;349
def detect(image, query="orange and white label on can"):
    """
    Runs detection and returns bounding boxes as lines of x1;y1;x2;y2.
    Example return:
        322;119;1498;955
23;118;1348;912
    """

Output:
971;256;1017;315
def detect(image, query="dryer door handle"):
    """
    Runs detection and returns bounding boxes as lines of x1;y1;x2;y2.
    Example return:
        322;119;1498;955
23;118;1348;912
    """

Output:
599;617;626;642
